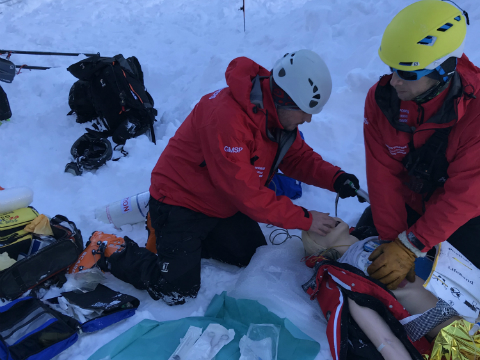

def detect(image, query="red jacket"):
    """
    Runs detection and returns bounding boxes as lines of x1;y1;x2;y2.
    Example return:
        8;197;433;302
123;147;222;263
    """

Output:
364;54;480;252
150;57;342;231
305;262;431;359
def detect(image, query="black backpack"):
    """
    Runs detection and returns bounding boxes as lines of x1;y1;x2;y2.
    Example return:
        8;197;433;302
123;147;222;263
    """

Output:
67;54;157;145
0;84;12;121
67;80;97;124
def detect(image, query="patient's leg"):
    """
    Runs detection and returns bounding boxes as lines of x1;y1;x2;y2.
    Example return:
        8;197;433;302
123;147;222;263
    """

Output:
393;276;437;314
393;276;460;339
348;298;412;360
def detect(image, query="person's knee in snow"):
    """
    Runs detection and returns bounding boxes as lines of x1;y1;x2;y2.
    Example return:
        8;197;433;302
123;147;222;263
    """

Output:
99;49;366;305
144;49;362;301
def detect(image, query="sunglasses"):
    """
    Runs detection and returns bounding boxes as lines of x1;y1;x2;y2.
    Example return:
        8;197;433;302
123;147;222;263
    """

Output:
389;67;435;81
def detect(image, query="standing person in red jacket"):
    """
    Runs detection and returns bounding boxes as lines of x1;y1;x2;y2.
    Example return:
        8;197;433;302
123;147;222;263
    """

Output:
102;50;361;305
359;0;480;290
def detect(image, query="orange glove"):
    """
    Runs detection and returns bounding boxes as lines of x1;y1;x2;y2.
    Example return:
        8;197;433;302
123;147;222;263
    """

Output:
367;238;416;290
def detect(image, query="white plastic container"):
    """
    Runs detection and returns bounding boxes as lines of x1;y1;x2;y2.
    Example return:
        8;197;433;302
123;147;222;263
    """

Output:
94;191;150;229
0;186;34;214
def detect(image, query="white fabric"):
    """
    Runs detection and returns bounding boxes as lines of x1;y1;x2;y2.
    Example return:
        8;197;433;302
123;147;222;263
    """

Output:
337;236;380;275
0;252;16;271
424;241;480;323
168;326;203;360
183;323;234;360
239;336;273;360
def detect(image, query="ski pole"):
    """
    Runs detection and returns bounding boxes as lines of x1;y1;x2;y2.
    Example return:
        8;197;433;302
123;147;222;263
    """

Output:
0;50;97;57
239;0;245;32
15;65;56;71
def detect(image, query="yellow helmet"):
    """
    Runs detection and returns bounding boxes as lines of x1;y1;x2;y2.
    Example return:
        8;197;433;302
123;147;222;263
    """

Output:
379;0;467;71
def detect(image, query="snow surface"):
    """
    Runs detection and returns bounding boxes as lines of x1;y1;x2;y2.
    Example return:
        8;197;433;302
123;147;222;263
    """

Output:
0;0;479;359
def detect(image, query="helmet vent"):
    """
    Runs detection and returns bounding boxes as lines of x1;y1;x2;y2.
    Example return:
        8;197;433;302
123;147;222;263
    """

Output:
308;78;321;108
454;16;461;21
399;62;414;66
437;22;453;32
417;35;437;46
289;53;295;65
278;68;286;77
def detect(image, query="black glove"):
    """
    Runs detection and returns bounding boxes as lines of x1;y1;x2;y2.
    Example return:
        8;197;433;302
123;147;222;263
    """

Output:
349;225;379;240
333;172;360;199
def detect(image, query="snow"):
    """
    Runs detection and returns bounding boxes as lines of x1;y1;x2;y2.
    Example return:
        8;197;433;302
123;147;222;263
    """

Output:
0;0;479;359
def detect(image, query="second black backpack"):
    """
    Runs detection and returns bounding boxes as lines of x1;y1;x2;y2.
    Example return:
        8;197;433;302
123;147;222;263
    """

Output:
67;54;157;144
67;80;97;124
0;84;12;121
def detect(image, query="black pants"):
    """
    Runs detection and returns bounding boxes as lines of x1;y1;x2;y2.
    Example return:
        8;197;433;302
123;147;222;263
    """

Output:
356;205;480;268
108;197;267;304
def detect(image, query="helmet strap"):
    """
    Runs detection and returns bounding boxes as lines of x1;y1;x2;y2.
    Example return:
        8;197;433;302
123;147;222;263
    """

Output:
427;57;457;84
414;78;451;104
414;58;457;103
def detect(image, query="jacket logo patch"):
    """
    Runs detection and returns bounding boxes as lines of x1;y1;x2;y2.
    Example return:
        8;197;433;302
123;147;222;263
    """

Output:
224;146;243;153
399;108;409;123
385;144;408;155
364;117;369;125
255;166;265;178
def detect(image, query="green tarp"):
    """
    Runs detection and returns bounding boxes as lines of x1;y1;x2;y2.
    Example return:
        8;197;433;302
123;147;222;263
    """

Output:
88;291;320;360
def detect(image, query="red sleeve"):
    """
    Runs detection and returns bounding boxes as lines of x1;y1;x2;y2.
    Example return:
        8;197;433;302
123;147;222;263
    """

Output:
409;117;480;251
198;111;313;231
364;87;408;240
278;132;342;192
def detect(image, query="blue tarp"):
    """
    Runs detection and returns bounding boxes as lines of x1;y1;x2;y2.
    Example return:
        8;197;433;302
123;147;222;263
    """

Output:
88;291;320;360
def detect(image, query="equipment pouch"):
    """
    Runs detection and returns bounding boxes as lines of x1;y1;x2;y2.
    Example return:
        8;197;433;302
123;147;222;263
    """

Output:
402;127;451;195
0;207;39;248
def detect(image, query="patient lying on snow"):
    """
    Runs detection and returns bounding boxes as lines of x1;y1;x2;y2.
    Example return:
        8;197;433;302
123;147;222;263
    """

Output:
302;219;461;360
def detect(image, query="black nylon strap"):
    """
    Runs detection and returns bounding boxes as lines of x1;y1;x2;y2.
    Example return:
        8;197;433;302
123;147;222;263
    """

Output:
11;267;26;292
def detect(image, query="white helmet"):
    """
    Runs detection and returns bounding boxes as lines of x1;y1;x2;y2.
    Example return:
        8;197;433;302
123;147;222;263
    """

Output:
272;49;332;115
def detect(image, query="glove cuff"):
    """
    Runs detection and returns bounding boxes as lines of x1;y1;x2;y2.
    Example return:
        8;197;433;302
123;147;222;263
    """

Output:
398;231;426;258
333;171;346;193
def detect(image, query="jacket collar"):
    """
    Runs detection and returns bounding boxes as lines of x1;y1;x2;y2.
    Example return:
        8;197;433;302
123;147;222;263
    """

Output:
225;57;283;130
375;72;463;133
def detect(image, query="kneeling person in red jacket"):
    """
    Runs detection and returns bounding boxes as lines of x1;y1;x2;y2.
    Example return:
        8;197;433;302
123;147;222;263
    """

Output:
107;50;361;305
361;1;480;290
